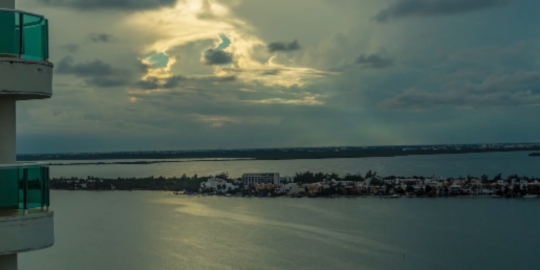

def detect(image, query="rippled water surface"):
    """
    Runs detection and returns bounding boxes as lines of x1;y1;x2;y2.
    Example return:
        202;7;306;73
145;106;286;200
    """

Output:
20;191;540;270
19;153;540;269
50;151;540;178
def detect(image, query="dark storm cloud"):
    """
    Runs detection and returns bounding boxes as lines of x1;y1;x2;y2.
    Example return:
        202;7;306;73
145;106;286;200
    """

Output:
374;0;511;23
202;49;233;65
38;0;177;10
267;40;301;53
356;54;394;68
89;33;114;43
56;56;130;87
135;77;160;90
138;61;151;73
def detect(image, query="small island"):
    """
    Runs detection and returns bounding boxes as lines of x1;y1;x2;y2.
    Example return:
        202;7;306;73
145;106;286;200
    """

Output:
50;171;540;199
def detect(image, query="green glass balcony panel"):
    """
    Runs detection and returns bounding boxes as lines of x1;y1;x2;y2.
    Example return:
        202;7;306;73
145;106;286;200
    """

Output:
0;168;19;210
0;10;48;61
22;14;48;60
0;11;20;57
18;166;47;209
0;165;50;211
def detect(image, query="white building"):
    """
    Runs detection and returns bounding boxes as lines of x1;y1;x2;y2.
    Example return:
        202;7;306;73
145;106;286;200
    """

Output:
0;1;55;268
242;173;280;185
426;180;443;188
200;178;237;192
449;184;462;194
329;179;355;187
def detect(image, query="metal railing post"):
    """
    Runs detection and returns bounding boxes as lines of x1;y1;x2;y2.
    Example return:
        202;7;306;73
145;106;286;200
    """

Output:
41;167;45;210
23;168;28;215
18;12;23;58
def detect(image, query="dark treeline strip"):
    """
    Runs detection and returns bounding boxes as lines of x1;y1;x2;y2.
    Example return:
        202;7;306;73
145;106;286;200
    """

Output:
50;171;540;192
50;174;211;192
20;145;540;161
46;158;252;166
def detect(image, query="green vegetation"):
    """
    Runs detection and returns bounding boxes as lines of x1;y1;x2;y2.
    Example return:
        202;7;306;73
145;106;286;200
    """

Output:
50;174;211;192
19;144;540;162
50;170;540;199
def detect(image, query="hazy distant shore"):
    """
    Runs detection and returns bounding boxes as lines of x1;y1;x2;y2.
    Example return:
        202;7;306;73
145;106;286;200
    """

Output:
45;158;254;166
19;144;540;163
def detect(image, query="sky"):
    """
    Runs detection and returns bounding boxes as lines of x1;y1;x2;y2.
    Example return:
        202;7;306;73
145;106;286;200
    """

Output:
13;0;540;153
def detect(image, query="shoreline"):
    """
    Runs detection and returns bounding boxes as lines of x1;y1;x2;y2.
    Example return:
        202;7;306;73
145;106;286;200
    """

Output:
24;150;540;166
49;171;540;199
44;158;254;166
20;146;540;163
48;189;539;199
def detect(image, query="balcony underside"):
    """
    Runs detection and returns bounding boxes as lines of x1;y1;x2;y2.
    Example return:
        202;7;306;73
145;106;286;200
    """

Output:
0;58;52;100
0;210;54;255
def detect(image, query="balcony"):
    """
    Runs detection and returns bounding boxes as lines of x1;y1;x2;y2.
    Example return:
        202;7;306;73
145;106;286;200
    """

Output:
0;9;49;61
0;164;50;212
0;164;54;255
0;9;53;99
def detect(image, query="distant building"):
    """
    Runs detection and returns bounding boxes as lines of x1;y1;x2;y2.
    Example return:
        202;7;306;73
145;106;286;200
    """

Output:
200;178;237;192
280;176;294;184
242;173;280;185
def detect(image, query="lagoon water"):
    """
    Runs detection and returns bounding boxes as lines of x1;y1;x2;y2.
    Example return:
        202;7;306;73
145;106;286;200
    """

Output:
50;151;540;179
20;192;540;270
18;152;540;269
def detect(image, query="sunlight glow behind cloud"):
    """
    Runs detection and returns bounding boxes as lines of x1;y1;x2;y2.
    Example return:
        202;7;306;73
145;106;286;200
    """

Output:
14;0;540;153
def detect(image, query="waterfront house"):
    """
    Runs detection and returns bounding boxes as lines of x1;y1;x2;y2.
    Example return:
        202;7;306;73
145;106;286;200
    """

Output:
426;180;443;188
328;179;355;187
286;184;305;195
201;178;238;193
449;184;462;195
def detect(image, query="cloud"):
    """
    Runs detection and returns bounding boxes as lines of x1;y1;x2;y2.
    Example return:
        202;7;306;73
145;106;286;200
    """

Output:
202;49;234;65
56;57;115;76
89;33;114;43
21;0;540;153
260;69;281;76
135;76;184;90
381;89;540;110
197;0;215;20
86;77;130;87
56;56;130;87
59;44;80;53
381;71;540;110
267;40;301;53
245;96;324;106
374;0;511;23
38;0;178;11
356;54;394;69
135;75;236;90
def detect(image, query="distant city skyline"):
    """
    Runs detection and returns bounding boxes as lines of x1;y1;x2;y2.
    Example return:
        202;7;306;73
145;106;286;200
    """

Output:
15;0;540;153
